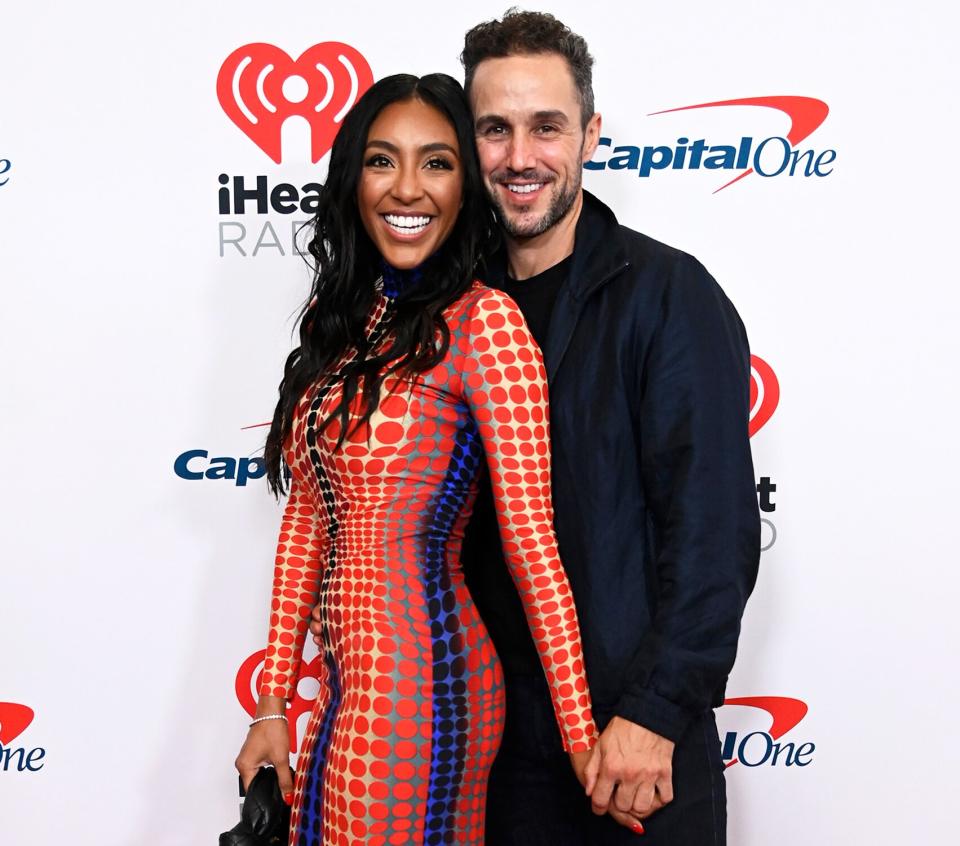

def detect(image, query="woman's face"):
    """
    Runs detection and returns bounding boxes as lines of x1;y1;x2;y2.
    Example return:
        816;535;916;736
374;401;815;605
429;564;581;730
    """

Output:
358;97;464;270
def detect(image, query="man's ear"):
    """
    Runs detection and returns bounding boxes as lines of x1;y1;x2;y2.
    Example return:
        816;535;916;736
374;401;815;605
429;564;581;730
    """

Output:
582;112;602;163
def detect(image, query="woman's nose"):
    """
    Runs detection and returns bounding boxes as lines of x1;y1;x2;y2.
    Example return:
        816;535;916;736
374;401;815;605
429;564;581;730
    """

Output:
391;165;424;204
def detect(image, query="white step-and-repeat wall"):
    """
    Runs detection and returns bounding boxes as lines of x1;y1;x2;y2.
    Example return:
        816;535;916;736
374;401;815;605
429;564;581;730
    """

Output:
2;2;957;843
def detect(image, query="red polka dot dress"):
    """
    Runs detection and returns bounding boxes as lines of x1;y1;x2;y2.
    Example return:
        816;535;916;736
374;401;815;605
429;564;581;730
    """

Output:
259;278;597;846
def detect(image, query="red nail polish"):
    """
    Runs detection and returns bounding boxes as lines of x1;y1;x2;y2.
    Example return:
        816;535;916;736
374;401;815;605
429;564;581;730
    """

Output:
632;822;645;835
283;791;294;805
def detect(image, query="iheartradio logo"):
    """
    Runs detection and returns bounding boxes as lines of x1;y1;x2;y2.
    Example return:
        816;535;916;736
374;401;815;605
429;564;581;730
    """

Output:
217;42;374;164
749;355;779;437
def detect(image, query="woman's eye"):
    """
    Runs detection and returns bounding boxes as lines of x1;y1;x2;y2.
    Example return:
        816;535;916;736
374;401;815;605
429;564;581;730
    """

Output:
425;157;454;170
364;154;392;167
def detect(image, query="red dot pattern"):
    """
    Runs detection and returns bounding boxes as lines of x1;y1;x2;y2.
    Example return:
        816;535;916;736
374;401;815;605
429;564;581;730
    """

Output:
259;283;596;844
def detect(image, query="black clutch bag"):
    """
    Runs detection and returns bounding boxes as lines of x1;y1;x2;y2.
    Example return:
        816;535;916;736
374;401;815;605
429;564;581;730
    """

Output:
219;766;293;846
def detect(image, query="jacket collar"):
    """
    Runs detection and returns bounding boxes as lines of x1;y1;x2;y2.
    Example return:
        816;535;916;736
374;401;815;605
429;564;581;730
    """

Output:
566;189;631;300
484;190;631;380
485;189;630;299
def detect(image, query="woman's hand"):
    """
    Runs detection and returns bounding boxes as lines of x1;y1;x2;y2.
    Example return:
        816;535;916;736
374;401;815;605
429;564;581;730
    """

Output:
572;746;648;835
569;748;596;791
234;697;295;801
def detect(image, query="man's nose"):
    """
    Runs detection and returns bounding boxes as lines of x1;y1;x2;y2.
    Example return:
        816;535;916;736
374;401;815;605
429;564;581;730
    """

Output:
506;131;536;174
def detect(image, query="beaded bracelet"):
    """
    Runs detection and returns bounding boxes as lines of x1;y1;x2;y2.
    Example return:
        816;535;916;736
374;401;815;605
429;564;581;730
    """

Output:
249;714;288;727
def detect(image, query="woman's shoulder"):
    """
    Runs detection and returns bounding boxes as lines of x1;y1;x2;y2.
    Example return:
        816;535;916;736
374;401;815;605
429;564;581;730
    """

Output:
446;280;524;330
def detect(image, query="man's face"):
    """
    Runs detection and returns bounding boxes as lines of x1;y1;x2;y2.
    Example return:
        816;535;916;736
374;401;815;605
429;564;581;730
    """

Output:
470;53;601;239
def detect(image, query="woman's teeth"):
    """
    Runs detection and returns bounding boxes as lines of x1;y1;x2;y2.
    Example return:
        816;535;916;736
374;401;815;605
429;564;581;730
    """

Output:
506;183;544;194
384;214;432;234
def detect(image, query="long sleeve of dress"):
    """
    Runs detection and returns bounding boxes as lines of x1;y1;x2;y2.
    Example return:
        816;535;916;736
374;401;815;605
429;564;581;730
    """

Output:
258;472;327;700
457;288;598;753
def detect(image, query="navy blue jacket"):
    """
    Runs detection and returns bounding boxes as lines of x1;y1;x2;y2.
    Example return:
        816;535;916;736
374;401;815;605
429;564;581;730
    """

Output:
463;191;760;743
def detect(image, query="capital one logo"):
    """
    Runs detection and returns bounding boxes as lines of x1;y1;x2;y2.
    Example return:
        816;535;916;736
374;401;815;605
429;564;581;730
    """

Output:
0;701;46;772
173;420;289;487
586;96;834;193
720;696;815;768
217;43;374;164
749;354;779;437
236;650;323;755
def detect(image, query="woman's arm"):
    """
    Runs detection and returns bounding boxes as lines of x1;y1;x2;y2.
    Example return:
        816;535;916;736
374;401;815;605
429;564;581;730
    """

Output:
458;288;597;754
236;470;326;794
258;474;327;700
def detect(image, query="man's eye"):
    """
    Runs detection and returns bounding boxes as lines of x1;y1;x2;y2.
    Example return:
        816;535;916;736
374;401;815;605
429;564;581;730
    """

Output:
364;154;392;167
482;125;507;136
537;125;558;134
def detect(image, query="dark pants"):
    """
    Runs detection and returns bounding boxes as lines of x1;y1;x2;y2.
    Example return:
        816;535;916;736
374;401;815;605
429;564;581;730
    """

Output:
485;674;727;846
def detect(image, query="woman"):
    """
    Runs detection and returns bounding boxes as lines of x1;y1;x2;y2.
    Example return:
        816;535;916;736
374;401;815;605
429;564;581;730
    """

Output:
234;73;597;845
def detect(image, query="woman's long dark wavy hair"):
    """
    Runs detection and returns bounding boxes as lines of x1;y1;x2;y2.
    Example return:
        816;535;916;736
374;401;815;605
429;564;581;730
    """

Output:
264;73;496;496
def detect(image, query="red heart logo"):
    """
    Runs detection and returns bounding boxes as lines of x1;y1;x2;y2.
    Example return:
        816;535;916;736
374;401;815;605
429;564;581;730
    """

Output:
0;702;35;746
749;355;779;437
236;650;326;755
217;42;374;164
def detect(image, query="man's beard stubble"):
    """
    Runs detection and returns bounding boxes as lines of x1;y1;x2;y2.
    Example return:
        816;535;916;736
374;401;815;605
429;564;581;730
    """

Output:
489;166;582;239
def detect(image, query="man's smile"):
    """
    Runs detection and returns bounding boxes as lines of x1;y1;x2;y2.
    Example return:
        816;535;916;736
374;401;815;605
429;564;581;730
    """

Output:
505;182;544;194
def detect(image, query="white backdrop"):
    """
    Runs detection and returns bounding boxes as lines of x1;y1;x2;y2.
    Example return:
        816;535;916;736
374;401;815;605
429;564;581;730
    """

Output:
2;1;958;843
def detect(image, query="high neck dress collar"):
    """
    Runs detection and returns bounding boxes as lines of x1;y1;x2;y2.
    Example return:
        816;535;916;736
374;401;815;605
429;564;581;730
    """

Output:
381;257;434;300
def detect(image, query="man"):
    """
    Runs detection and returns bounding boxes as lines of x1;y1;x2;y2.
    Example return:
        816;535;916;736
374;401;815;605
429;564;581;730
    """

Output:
313;10;760;843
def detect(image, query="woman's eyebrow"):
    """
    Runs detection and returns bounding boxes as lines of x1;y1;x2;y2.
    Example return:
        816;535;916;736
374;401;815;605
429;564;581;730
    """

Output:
366;140;459;156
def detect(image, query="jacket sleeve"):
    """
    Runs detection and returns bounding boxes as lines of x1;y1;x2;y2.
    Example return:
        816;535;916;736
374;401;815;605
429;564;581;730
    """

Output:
614;252;761;742
458;288;598;753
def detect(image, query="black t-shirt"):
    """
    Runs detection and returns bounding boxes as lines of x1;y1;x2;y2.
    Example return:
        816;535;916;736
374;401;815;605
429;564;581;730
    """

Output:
461;255;573;677
496;254;571;349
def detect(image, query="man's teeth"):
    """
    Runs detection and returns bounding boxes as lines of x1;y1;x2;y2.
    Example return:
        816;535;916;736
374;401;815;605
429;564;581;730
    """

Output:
384;214;432;232
506;183;544;194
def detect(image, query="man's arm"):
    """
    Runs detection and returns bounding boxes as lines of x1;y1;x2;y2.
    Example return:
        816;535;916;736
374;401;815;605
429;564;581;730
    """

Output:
590;251;760;819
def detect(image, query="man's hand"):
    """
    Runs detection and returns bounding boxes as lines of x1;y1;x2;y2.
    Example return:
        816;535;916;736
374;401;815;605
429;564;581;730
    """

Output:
574;747;648;836
584;716;675;823
308;602;323;647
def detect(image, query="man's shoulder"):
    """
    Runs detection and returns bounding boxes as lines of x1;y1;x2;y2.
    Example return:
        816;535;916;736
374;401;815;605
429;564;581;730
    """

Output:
603;223;746;348
579;191;712;293
610;223;719;310
617;224;687;272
